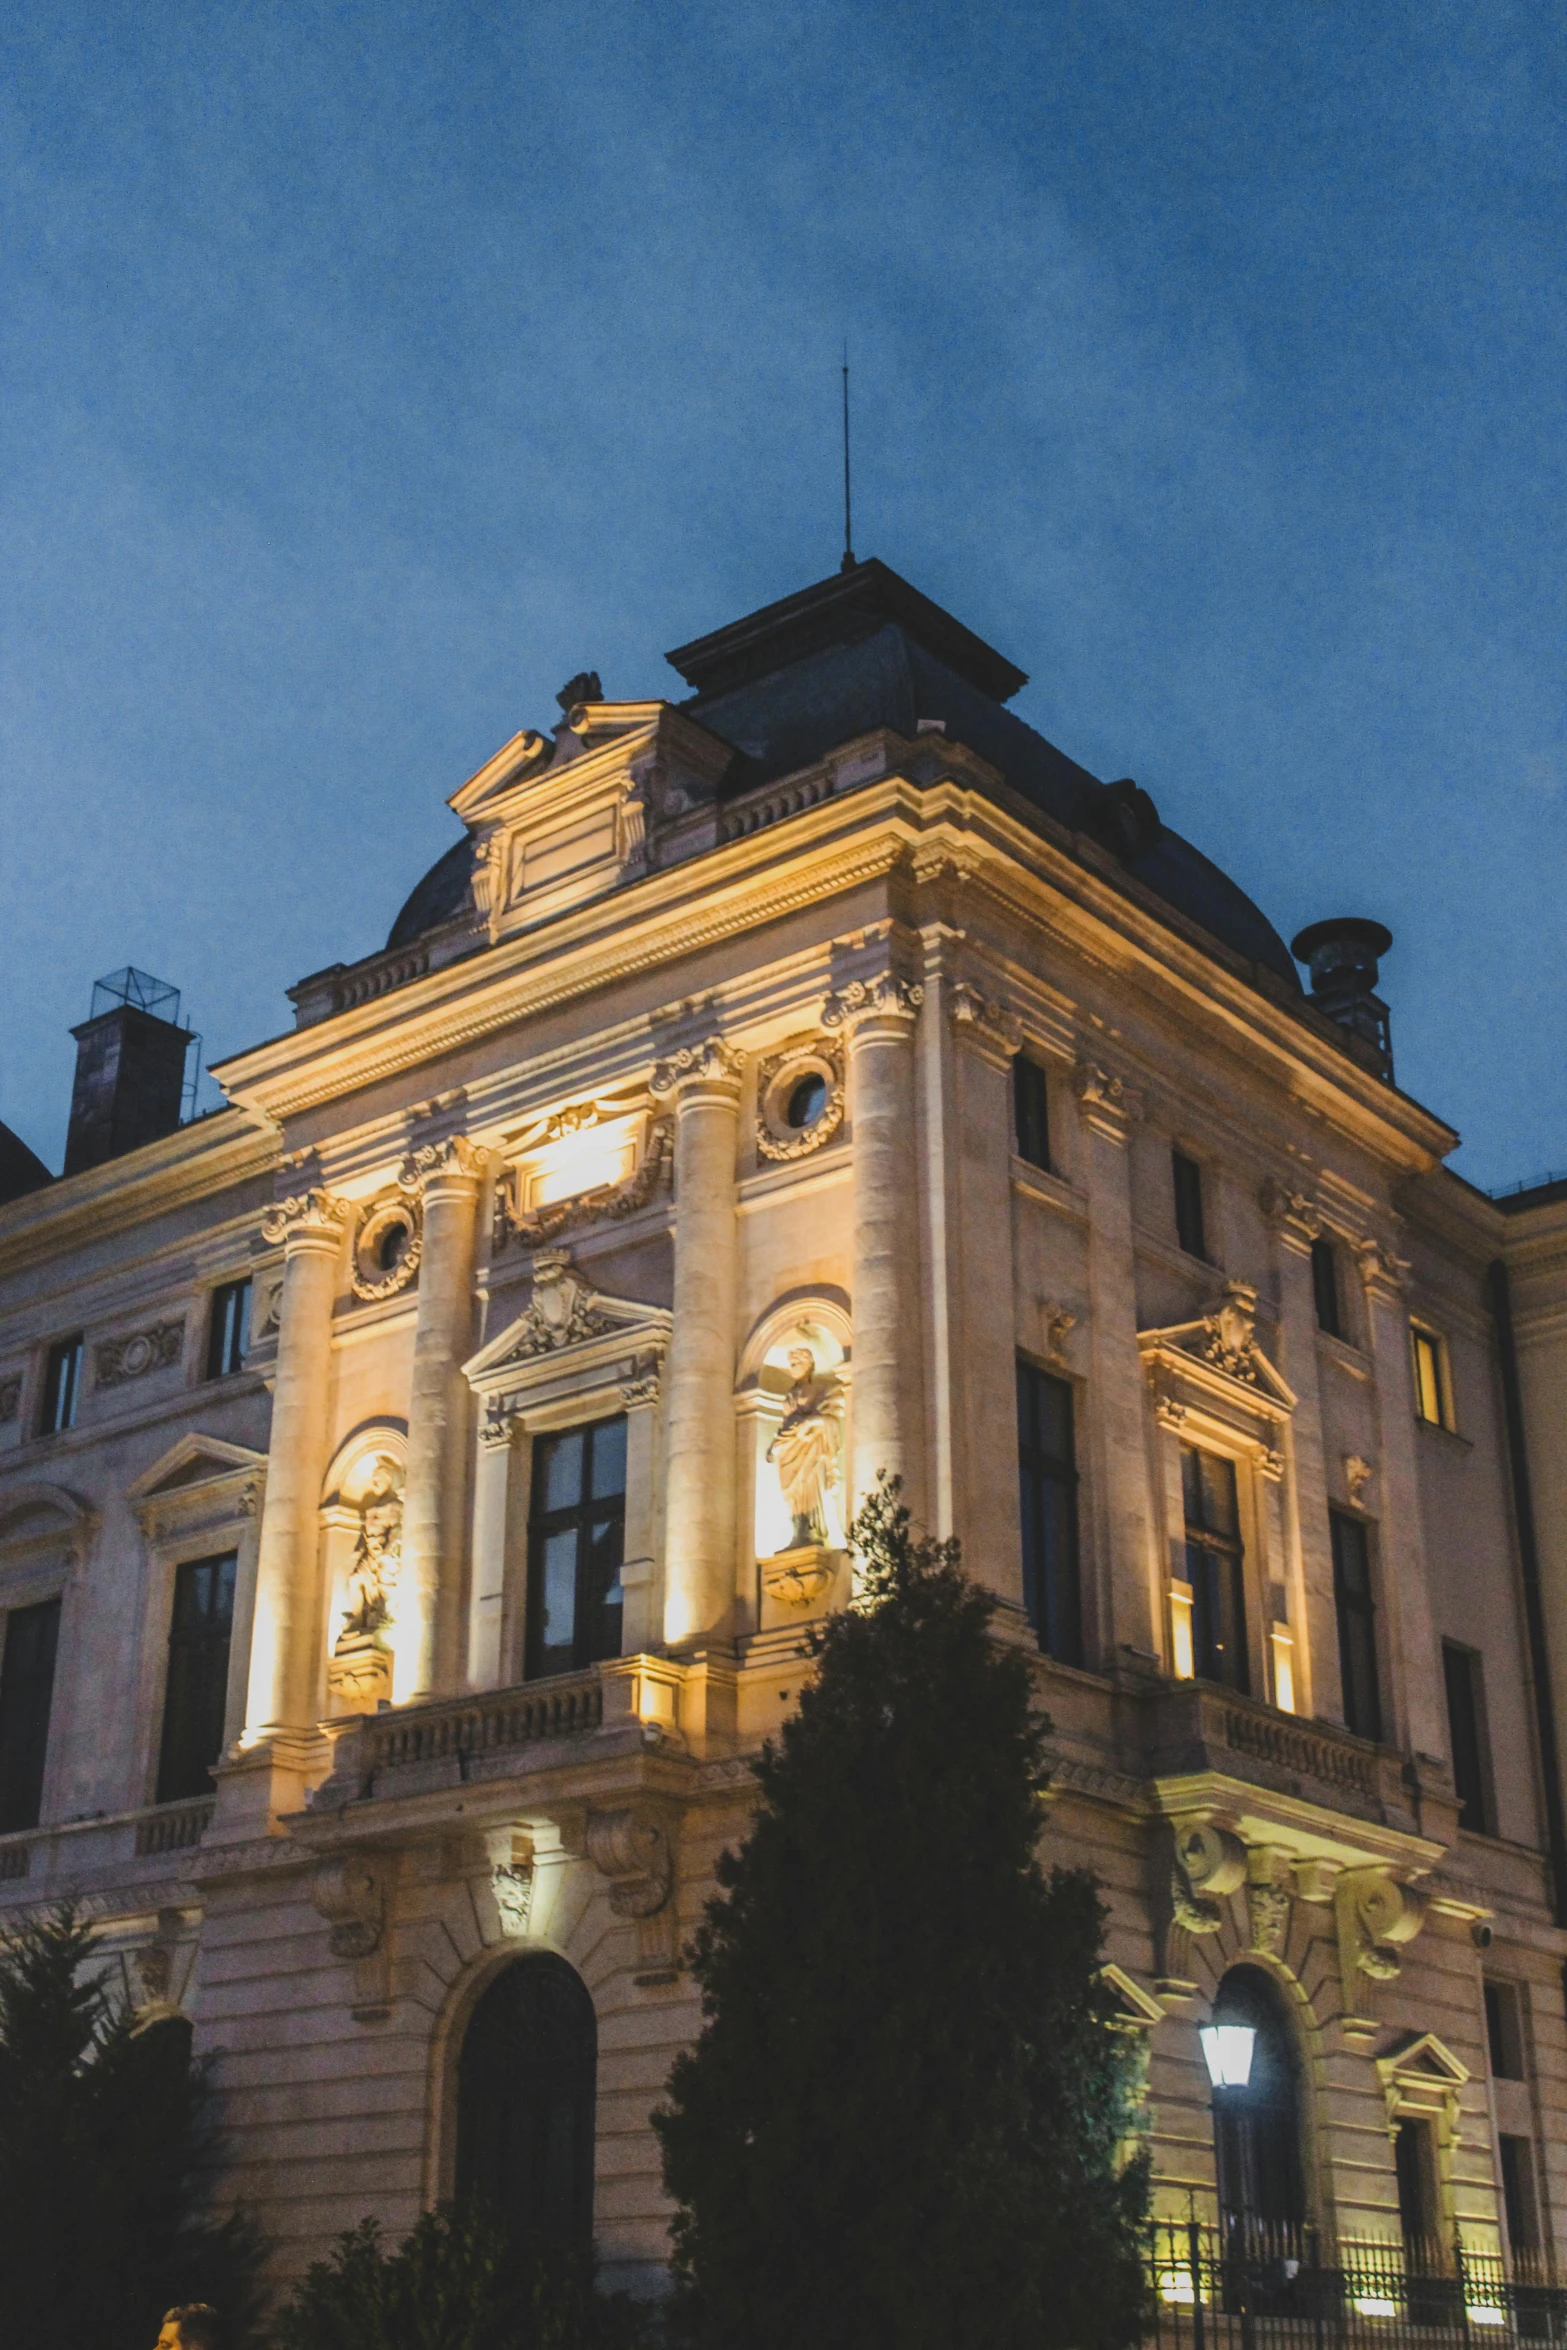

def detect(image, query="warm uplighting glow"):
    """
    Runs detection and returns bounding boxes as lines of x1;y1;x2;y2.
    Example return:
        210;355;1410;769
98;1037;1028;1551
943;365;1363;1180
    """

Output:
525;1116;640;1208
1170;1579;1195;1680
1467;2307;1507;2328
1200;2022;1256;2087
1271;1622;1296;1713
1158;2271;1197;2306
1354;2297;1399;2318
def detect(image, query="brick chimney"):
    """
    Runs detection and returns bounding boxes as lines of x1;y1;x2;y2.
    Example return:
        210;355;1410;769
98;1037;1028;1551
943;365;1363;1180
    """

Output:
64;969;194;1176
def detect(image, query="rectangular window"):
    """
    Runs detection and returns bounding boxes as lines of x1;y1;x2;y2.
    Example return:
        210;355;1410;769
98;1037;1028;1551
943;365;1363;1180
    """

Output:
155;1553;237;1803
1182;1447;1247;1691
0;1597;61;1833
1013;1056;1052;1174
40;1337;83;1435
1331;1510;1382;1741
1311;1236;1342;1338
1172;1150;1208;1261
206;1278;251;1380
1444;1640;1492;1833
1395;2117;1441;2271
525;1417;627;1680
1017;1361;1081;1666
1412;1324;1452;1430
1485;1980;1525;2079
1499;2135;1539;2256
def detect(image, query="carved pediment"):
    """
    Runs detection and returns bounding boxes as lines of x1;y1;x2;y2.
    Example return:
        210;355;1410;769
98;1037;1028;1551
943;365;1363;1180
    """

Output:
128;1435;267;1536
465;1250;673;1410
1139;1282;1296;1461
1377;2032;1468;2137
449;702;734;943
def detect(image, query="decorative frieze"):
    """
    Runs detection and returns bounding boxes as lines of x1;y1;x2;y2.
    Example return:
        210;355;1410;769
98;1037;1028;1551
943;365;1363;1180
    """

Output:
94;1319;185;1387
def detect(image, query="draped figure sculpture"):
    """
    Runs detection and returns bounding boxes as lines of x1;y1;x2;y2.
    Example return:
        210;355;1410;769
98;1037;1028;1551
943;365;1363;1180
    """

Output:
766;1343;845;1550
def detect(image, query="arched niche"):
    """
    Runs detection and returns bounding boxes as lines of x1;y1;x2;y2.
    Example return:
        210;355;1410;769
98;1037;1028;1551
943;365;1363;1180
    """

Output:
452;1950;598;2248
735;1291;853;1612
319;1420;408;1718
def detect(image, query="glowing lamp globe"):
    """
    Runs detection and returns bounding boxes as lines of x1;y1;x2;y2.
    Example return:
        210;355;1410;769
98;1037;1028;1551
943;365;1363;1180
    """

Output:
1200;2023;1256;2088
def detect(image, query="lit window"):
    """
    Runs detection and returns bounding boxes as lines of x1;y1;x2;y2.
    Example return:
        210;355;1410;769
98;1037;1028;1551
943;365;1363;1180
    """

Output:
40;1337;83;1436
1411;1324;1452;1430
206;1278;251;1380
1013;1057;1051;1174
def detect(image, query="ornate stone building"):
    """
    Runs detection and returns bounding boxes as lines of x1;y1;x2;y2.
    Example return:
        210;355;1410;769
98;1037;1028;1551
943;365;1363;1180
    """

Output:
1;559;1566;2300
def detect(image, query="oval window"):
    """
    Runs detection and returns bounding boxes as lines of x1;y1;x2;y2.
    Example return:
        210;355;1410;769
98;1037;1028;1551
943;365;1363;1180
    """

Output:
786;1073;828;1130
377;1220;410;1273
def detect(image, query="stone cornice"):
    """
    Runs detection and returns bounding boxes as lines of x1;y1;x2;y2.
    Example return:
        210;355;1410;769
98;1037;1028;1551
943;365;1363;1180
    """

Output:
0;1110;279;1279
211;772;1457;1176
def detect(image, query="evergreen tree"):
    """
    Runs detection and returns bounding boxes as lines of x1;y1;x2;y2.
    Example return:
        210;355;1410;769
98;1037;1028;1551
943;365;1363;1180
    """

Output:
0;1902;263;2337
272;2206;652;2349
655;1480;1150;2350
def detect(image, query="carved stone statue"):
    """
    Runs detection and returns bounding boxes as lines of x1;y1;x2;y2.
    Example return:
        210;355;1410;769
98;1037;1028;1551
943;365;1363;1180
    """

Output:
766;1344;845;1550
340;1455;403;1641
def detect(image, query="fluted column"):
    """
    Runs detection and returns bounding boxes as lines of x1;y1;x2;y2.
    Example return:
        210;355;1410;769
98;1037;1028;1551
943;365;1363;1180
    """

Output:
1261;1182;1335;1723
1073;1064;1161;1667
398;1136;488;1705
1358;1236;1447;1758
244;1190;349;1738
652;1039;743;1648
826;971;925;1516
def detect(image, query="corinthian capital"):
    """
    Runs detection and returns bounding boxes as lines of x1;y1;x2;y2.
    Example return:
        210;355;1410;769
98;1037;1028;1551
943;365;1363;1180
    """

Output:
1071;1061;1141;1141
398;1134;492;1195
261;1189;350;1248
1355;1236;1411;1301
1259;1178;1323;1250
821;970;924;1032
649;1036;745;1098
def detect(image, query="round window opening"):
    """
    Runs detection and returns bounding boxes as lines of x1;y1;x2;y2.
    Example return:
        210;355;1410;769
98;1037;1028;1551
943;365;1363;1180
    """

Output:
377;1219;411;1273
786;1073;828;1130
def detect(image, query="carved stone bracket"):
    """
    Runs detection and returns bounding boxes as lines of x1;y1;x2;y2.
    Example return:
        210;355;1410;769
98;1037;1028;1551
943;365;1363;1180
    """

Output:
649;1036;745;1097
1170;1818;1247;1935
821;971;924;1031
485;1827;537;1938
1336;1867;1424;2020
1246;1846;1294;1954
1072;1060;1141;1143
261;1190;350;1249
312;1855;384;1959
1355;1237;1412;1301
587;1803;678;1969
1039;1301;1079;1366
947;981;1022;1060
1345;1454;1374;1504
1259;1179;1323;1252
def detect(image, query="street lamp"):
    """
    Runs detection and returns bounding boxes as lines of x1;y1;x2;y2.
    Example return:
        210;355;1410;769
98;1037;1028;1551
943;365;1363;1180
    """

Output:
1200;2023;1256;2088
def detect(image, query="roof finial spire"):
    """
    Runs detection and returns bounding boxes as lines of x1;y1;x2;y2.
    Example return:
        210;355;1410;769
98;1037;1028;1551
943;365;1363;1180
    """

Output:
840;343;855;574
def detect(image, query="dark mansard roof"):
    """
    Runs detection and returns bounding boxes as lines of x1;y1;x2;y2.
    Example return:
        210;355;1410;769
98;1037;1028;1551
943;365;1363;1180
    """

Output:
387;559;1301;994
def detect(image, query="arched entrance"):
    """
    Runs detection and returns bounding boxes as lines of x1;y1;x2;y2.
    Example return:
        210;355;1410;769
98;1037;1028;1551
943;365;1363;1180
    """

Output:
455;1954;597;2247
1208;1965;1306;2256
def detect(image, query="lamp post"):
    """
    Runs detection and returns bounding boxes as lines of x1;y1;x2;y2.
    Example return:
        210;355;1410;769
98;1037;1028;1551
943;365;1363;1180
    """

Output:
1200;2022;1257;2089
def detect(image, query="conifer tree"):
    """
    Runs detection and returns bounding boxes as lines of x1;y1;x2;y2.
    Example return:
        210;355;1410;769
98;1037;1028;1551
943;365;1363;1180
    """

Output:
0;1903;262;2337
655;1480;1150;2350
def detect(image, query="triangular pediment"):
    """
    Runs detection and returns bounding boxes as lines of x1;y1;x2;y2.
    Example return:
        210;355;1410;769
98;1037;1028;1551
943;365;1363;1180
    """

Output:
128;1433;267;1501
465;1249;672;1391
1379;2031;1468;2090
1139;1280;1297;1418
1101;1964;1166;2029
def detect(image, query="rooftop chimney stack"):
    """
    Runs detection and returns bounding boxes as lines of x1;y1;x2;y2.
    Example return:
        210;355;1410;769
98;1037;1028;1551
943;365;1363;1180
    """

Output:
63;968;194;1176
1289;918;1395;1083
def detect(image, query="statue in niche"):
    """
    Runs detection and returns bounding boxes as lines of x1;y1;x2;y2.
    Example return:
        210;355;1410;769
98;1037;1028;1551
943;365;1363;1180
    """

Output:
766;1343;845;1551
329;1454;404;1711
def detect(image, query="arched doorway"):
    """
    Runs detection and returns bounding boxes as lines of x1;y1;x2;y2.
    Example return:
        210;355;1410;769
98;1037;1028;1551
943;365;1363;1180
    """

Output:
455;1954;597;2247
1207;1965;1306;2256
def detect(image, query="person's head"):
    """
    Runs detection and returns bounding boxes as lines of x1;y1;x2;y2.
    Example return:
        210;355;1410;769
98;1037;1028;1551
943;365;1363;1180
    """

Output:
156;2307;220;2350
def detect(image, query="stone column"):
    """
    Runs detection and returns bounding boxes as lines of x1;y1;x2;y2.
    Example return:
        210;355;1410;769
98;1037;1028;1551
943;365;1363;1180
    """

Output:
826;971;925;1517
1357;1236;1447;1758
244;1190;349;1738
1261;1182;1336;1723
651;1039;743;1649
944;982;1026;1606
397;1137;488;1706
1073;1064;1162;1667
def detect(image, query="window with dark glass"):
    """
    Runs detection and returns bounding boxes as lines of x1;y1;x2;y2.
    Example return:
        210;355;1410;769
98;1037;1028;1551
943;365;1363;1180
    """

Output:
156;1553;237;1803
525;1418;627;1680
1173;1150;1207;1261
1485;1980;1524;2080
456;1953;597;2246
40;1337;82;1435
1013;1056;1051;1174
1330;1510;1381;1741
1395;2117;1441;2267
1500;2135;1539;2256
1443;1640;1492;1833
1311;1236;1342;1338
206;1278;251;1380
1210;1965;1305;2256
0;1597;61;1833
1182;1447;1247;1691
1017;1361;1081;1665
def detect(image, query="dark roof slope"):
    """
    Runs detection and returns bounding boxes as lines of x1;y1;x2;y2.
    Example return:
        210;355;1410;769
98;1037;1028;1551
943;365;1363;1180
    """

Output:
387;835;476;951
0;1120;53;1203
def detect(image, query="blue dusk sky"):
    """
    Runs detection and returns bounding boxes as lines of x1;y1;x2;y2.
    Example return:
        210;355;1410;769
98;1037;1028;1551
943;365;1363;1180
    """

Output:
1;2;1562;1188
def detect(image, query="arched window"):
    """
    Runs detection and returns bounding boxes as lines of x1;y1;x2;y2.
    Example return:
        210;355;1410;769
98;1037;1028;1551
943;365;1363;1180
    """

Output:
455;1955;597;2247
1208;1965;1305;2254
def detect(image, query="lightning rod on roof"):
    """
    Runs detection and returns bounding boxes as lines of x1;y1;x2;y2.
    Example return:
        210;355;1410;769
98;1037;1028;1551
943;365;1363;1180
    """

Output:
841;343;855;573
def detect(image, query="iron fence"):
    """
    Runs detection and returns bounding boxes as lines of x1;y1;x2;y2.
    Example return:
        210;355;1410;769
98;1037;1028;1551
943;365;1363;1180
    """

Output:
1146;2216;1567;2350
